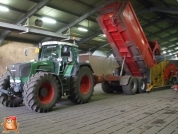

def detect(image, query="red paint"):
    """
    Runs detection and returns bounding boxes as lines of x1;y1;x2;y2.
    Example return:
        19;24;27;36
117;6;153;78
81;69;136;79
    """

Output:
39;82;54;104
80;76;91;95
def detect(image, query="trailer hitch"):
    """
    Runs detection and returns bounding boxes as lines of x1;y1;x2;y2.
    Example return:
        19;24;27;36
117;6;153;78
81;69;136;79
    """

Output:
0;88;18;97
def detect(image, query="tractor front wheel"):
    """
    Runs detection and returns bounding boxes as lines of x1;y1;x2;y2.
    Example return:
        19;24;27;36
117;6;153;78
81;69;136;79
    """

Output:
23;72;60;113
0;74;23;107
69;67;94;104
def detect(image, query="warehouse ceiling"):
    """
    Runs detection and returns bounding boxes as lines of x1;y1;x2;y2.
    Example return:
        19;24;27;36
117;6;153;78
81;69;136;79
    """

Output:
0;0;178;57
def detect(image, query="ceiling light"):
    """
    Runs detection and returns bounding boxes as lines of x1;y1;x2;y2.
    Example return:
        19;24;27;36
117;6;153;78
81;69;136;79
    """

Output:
78;27;88;32
42;17;56;24
103;34;106;37
0;5;9;12
163;51;166;54
169;53;172;55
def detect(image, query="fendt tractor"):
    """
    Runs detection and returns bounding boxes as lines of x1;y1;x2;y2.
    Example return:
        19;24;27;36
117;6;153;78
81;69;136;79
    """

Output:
0;1;176;113
0;41;94;113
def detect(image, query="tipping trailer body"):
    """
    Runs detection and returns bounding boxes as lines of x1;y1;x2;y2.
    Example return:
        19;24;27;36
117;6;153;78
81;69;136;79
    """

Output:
97;2;161;77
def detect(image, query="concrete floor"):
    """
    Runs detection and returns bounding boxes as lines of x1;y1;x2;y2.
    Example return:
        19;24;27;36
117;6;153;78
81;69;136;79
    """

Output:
0;84;178;134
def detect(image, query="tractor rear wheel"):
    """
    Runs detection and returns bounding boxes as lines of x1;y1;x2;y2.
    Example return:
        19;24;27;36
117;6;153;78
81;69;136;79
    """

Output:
0;74;23;107
69;67;94;104
138;78;146;93
101;81;114;93
122;77;138;95
23;72;60;113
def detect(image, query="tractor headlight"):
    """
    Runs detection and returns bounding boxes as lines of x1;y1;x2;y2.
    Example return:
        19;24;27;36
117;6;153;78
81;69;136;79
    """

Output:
57;57;62;62
10;79;21;83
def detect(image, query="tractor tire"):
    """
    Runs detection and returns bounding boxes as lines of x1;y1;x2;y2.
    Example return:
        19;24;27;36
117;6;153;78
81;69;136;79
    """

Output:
138;78;146;93
0;74;23;107
69;66;94;104
101;81;114;93
23;72;60;113
122;77;138;95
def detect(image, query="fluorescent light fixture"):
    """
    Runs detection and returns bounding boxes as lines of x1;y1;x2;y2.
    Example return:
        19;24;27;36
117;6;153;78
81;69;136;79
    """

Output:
42;17;56;24
163;51;166;54
169;53;172;55
103;34;106;37
168;50;170;52
0;5;9;12
78;27;88;32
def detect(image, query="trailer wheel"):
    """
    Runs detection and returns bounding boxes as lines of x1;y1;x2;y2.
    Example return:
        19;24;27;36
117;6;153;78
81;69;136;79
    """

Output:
23;72;60;113
101;81;114;93
69;66;94;104
113;86;123;93
138;78;146;93
122;77;138;95
0;74;23;107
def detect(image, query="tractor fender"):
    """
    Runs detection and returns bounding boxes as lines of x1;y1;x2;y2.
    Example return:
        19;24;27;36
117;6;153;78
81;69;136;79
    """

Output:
71;62;94;76
120;75;132;86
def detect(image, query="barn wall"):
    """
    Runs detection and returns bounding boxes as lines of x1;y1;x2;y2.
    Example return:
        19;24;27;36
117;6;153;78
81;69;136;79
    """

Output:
0;41;37;75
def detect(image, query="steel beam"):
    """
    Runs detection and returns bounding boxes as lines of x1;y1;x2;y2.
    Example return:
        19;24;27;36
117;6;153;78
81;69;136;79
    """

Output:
0;0;51;45
160;40;178;51
90;43;109;54
57;0;114;34
0;22;70;39
41;0;115;42
0;3;97;32
147;25;174;39
142;18;163;28
107;50;113;57
158;32;178;43
148;7;178;14
77;30;103;45
72;0;93;9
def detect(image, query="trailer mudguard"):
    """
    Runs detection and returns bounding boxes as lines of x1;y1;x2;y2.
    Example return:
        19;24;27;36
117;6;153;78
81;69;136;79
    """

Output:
120;75;132;86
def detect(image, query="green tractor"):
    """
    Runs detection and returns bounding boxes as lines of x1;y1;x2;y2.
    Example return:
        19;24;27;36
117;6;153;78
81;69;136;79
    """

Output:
0;41;94;113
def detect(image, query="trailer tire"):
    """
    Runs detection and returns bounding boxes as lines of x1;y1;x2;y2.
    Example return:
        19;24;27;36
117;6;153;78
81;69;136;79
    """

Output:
114;86;123;93
69;66;94;104
0;74;23;107
23;72;60;113
101;81;114;93
138;78;146;93
122;77;138;95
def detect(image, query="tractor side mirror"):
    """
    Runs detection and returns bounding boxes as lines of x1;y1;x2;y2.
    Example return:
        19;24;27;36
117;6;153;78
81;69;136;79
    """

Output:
24;47;39;56
63;46;68;53
24;49;28;56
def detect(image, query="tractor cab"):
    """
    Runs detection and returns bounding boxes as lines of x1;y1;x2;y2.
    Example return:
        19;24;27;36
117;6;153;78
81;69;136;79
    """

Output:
39;41;77;62
39;41;79;75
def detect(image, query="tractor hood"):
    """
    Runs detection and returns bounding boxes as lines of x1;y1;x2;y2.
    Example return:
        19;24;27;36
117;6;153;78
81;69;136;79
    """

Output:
9;60;55;79
31;60;55;72
9;62;31;78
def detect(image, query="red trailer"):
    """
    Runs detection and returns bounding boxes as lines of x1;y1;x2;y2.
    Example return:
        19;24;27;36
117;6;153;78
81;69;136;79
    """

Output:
95;1;163;94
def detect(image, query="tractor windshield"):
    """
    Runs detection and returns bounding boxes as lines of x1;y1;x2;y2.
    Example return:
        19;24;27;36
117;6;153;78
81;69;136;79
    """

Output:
40;45;60;61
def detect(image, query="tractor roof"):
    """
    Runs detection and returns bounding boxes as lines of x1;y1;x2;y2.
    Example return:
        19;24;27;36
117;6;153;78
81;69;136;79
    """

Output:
41;41;78;47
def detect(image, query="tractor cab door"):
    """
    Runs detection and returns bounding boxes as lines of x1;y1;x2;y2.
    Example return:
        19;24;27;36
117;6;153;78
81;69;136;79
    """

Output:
59;45;73;74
